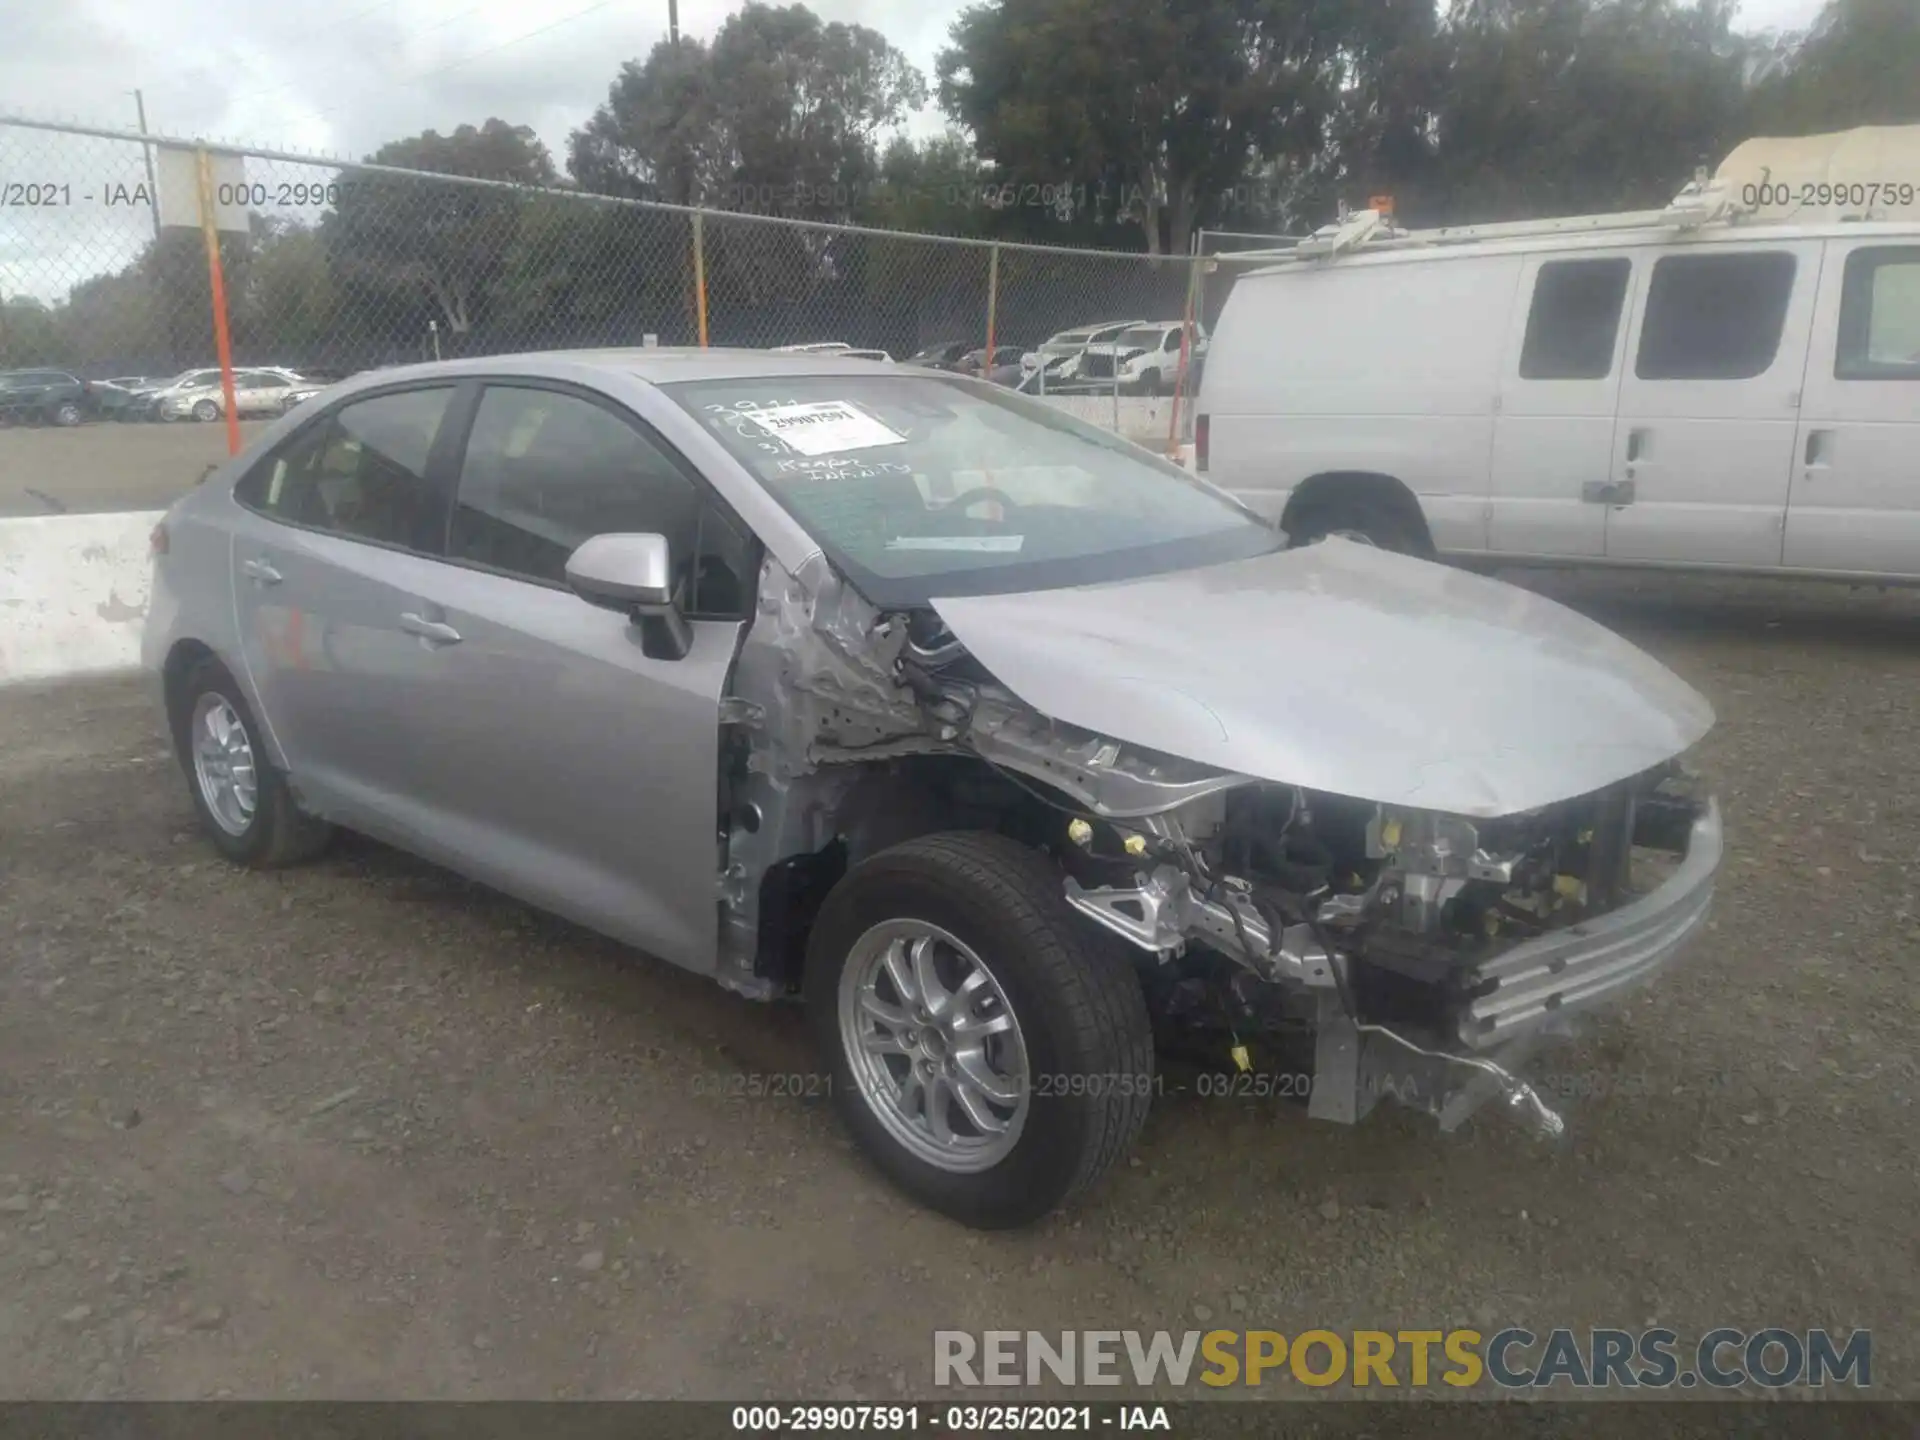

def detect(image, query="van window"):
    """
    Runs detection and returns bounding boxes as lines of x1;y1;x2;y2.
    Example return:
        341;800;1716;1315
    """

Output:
1635;252;1797;381
1836;246;1920;381
1518;259;1631;380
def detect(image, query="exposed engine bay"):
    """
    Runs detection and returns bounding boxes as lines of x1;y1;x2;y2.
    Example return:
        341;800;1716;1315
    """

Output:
716;553;1718;1137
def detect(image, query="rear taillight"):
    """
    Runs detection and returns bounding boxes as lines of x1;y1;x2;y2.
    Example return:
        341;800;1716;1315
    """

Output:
1194;413;1209;473
149;523;168;557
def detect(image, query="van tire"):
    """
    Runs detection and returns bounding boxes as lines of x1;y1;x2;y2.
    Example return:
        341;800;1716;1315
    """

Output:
1285;498;1433;558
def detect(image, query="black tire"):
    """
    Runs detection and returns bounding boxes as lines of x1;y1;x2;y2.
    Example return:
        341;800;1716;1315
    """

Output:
1137;368;1162;397
805;831;1154;1229
172;657;332;868
192;399;219;422
1285;500;1433;557
52;400;83;427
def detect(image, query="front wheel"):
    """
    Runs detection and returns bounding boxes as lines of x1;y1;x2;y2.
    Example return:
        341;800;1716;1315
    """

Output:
806;832;1153;1229
53;400;83;427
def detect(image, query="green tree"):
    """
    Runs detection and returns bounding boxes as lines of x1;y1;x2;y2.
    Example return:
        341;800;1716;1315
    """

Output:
938;0;1355;255
325;119;557;351
1407;0;1753;225
0;296;61;367
1749;0;1920;133
568;4;926;220
240;219;339;364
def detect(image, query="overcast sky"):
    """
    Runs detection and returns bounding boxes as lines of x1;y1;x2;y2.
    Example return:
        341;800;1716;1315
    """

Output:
4;0;1830;167
0;0;1831;303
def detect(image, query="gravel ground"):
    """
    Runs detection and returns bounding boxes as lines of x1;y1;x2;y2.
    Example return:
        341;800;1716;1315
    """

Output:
1;569;1916;1402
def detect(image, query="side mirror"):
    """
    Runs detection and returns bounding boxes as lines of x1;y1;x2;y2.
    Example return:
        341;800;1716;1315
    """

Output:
565;532;692;661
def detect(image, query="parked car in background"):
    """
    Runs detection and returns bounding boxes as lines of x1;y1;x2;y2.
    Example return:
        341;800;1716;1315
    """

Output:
144;348;1722;1229
841;349;894;362
957;346;1026;386
773;342;854;355
0;369;94;426
91;377;164;421
160;369;315;422
1071;321;1208;396
136;369;227;421
905;341;973;371
1018;320;1147;388
1197;154;1920;573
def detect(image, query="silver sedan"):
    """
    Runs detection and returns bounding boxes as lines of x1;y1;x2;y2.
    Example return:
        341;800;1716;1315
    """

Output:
144;349;1722;1227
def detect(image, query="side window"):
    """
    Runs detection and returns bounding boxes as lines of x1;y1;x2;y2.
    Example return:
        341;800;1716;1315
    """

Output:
450;385;751;615
236;386;453;549
1518;258;1631;380
1836;246;1920;380
1635;252;1797;381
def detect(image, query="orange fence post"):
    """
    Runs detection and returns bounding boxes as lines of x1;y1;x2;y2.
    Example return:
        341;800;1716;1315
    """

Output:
693;210;710;347
194;149;241;458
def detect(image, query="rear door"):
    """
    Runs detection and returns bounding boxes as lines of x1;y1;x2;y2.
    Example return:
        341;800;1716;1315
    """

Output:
1605;243;1821;567
395;380;755;974
1488;252;1638;557
1784;241;1920;576
229;383;463;836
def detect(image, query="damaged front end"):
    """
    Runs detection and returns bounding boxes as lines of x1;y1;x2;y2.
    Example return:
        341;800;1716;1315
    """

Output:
1059;772;1721;1139
718;551;1721;1140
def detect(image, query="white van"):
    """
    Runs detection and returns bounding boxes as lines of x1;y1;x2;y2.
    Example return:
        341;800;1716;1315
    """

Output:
1197;140;1920;577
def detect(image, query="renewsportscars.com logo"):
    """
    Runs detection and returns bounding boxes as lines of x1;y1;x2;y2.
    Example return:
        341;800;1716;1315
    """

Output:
933;1328;1872;1391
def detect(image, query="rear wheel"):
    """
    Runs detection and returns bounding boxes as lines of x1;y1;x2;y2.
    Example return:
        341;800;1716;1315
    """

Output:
172;658;332;867
192;399;219;422
52;400;82;427
806;832;1154;1229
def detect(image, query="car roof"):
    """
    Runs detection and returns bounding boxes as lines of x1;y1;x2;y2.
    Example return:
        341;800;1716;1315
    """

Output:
329;347;951;387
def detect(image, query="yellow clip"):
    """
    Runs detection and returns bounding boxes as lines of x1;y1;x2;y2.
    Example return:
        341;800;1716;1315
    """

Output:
1554;874;1586;903
1380;816;1402;850
1230;1042;1252;1073
1122;833;1148;857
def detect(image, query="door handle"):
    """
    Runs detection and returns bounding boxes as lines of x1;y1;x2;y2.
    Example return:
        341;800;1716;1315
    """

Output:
399;612;462;646
240;558;282;586
1804;429;1834;469
1625;428;1651;464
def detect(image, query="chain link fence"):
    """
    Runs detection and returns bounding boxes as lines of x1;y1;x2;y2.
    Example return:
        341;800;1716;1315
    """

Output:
0;114;1206;448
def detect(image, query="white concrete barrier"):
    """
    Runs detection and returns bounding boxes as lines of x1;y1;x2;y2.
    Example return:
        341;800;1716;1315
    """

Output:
0;510;163;685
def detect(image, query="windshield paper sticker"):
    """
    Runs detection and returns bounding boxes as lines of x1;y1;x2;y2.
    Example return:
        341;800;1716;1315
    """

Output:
748;401;907;457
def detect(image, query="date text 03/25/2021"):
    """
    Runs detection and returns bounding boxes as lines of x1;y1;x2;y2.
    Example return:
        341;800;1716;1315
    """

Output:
730;1404;1170;1432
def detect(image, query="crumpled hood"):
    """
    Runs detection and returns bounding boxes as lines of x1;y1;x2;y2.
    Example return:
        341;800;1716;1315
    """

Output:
929;541;1715;818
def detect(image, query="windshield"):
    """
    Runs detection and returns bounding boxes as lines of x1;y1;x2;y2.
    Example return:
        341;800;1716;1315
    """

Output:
1044;331;1091;348
664;373;1278;606
1117;326;1170;350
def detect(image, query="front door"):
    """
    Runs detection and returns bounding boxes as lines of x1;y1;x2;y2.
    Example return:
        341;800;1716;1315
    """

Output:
1605;242;1823;567
1784;242;1920;577
394;381;753;975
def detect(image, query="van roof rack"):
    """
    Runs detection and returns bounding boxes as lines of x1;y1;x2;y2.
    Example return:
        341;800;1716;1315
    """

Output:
1216;168;1742;264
